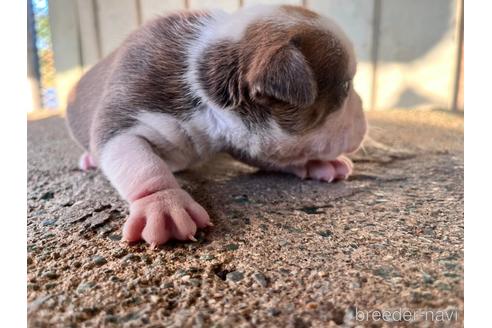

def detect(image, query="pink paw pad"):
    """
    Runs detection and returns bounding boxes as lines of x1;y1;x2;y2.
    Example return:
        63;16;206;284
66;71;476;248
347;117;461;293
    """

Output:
78;152;97;171
122;189;212;247
306;155;353;182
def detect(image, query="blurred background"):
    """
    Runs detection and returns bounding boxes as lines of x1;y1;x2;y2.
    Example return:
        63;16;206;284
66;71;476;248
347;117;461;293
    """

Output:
27;0;464;118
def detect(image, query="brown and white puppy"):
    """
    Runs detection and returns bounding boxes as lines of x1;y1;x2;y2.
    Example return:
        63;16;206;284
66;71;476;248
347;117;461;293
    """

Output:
66;5;367;247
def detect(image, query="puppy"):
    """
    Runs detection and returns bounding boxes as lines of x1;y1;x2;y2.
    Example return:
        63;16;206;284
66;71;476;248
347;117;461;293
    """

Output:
66;5;367;247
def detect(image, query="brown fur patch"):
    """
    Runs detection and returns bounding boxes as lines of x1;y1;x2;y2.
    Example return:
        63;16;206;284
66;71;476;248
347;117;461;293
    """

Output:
198;7;350;135
281;5;320;19
67;11;213;154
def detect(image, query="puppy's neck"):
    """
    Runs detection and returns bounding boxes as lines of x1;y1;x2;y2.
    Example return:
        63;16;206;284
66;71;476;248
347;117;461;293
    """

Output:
199;43;244;110
184;12;253;135
186;11;239;109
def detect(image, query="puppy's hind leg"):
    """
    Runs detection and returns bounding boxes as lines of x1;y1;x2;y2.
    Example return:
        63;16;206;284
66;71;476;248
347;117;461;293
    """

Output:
79;152;97;171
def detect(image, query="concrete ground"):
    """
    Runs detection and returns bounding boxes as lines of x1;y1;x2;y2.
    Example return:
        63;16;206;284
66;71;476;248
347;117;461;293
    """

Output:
27;110;463;327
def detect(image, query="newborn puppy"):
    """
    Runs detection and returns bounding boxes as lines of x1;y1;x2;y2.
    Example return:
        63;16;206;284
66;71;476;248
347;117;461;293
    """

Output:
66;5;367;247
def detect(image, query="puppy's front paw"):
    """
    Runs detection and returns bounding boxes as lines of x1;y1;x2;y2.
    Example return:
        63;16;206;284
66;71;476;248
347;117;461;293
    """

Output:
122;189;211;247
286;155;353;182
306;155;353;182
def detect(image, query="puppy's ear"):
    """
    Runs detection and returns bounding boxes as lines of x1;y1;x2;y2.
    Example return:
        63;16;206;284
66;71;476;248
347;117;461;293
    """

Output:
248;44;317;107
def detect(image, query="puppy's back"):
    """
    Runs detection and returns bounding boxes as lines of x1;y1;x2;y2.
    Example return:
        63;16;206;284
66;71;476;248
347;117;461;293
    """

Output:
66;51;116;151
66;11;215;153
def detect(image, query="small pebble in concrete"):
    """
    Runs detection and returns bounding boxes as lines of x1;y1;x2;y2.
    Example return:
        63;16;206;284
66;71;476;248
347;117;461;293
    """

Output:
436;281;452;291
410;291;433;304
278;240;289;247
120;312;139;323
350;281;361;289
441;261;458;270
161;282;174;289
188;266;200;273
77;282;95;293
112;249;128;259
233;195;250;204
317;230;333;238
226;271;244;282
306;302;318;310
190;279;201;287
40;191;54;200
92;255;107;266
279;268;290;275
443;271;460;279
122;254;140;262
422;272;435;284
200;254;215;261
267;308;281;317
252;272;268;287
194;312;205;327
42;271;59;280
107;234;122;241
292;316;310;328
373;266;396;279
224;243;239;251
104;315;119;323
331;308;346;325
42;218;57;226
141;255;153;265
82;306;99;315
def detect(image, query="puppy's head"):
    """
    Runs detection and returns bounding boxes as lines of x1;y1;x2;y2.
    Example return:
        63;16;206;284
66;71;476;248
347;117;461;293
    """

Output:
198;5;367;166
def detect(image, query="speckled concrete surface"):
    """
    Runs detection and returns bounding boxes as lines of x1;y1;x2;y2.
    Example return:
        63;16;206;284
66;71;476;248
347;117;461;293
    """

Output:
27;110;463;327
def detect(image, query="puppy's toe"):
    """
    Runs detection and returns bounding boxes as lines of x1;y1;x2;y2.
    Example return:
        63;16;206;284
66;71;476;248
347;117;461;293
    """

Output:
170;208;197;241
186;203;211;229
307;160;336;182
122;212;146;242
141;211;172;246
331;157;352;180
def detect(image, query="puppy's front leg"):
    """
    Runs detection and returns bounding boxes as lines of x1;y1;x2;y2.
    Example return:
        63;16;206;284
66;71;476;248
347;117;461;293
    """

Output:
99;133;211;247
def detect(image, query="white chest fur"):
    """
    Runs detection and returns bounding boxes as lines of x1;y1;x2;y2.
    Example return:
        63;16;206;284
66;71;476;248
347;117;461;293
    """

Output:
132;105;261;172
